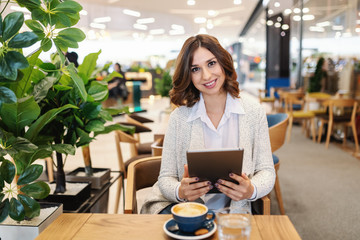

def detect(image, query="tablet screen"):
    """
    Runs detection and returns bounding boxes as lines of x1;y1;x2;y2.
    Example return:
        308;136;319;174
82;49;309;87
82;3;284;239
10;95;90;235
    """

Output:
186;148;244;194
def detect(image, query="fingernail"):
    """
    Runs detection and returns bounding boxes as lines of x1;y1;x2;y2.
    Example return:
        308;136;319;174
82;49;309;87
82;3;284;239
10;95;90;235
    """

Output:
209;185;213;189
229;173;233;177
195;177;199;181
217;179;222;184
215;183;219;188
207;181;211;185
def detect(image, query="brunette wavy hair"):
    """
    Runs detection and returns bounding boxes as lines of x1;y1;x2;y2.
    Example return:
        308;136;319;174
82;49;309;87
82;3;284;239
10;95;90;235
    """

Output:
169;34;239;107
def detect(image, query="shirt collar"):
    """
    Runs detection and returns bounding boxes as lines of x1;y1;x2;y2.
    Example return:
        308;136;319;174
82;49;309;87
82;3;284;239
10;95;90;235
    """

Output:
187;93;245;122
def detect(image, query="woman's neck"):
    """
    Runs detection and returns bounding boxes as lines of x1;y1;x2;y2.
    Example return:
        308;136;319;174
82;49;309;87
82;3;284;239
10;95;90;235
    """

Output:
203;91;227;129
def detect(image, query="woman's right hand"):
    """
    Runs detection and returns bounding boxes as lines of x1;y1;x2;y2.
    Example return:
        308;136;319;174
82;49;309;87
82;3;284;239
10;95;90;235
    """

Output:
178;164;213;201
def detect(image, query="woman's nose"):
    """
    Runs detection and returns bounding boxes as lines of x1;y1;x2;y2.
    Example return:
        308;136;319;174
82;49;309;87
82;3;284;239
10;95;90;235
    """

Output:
202;67;211;80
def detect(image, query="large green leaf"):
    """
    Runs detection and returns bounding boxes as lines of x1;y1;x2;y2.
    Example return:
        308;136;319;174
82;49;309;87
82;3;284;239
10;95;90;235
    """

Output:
33;76;57;102
41;37;52;52
17;164;43;185
0;160;15;184
16;0;41;10
75;128;93;147
0;97;40;136
0;87;16;110
51;144;76;155
82;102;102;120
9;198;25;221
53;1;82;13
18;194;40;219
16;49;42;98
85;120;105;132
21;181;50;199
10;136;38;154
0;199;10;223
94;123;135;137
78;50;101;80
25;104;78;142
53;35;79;50
25;19;44;33
88;81;108;102
58;28;86;42
99;109;113;122
67;64;87;101
8;32;38;48
2;12;24;41
0;51;28;80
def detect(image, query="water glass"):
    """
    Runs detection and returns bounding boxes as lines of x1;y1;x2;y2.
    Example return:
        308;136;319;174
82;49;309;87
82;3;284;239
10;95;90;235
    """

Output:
216;207;251;240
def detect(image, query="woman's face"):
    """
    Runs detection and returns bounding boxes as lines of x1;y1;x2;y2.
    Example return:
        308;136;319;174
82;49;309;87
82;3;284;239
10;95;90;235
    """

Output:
190;47;225;97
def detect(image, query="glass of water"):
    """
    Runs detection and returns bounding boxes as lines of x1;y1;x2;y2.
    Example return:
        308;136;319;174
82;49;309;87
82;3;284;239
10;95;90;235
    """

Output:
216;207;251;240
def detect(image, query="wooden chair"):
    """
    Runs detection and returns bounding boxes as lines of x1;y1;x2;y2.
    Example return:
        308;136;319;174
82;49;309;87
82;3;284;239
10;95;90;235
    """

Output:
114;129;152;213
267;113;289;215
125;156;271;215
317;98;359;152
124;115;153;154
259;89;275;111
285;92;316;142
151;137;164;156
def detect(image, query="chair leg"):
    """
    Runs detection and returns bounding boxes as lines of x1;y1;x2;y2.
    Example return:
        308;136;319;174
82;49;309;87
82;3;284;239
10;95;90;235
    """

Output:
351;122;359;153
274;164;285;215
287;116;293;142
114;174;123;213
317;121;324;143
325;121;333;149
311;118;316;142
343;125;347;146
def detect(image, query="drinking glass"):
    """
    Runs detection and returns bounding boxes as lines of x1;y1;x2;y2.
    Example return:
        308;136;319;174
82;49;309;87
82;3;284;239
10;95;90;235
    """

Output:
216;207;251;240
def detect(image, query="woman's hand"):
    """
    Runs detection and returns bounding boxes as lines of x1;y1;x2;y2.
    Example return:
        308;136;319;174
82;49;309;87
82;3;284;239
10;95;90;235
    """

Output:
178;164;212;201
215;173;254;201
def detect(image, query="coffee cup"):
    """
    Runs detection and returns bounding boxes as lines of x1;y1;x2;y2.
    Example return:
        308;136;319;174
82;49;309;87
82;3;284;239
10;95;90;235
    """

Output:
171;202;215;233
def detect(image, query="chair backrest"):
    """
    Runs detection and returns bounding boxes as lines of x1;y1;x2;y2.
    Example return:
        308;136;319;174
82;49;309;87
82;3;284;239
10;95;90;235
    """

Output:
151;137;164;156
115;130;139;175
267;113;289;152
284;92;305;113
128;113;154;123
328;98;357;122
122;116;152;142
125;156;162;214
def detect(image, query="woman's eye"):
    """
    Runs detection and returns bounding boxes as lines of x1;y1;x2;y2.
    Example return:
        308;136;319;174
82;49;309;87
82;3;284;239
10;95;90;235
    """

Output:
191;67;199;72
208;61;216;67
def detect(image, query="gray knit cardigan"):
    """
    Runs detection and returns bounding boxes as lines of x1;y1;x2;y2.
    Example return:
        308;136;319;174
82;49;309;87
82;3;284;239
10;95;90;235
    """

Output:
140;93;275;214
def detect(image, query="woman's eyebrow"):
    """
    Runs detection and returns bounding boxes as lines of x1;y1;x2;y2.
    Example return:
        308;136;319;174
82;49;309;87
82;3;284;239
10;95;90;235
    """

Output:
191;57;216;67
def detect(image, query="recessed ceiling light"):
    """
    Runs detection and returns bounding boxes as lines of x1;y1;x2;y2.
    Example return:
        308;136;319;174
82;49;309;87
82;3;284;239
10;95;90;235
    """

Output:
187;0;195;6
133;23;148;30
309;26;325;32
268;9;273;15
194;17;207;24
90;23;106;29
274;2;280;7
302;8;309;13
293;15;301;21
274;22;281;28
94;17;111;23
208;10;218;17
284;9;292;15
293;8;301;14
123;9;141;17
266;20;274;26
137;18;155;24
234;0;242;5
302;15;315;21
80;10;88;16
169;29;185;35
332;25;344;31
149;29;165;35
171;24;184;30
282;24;289;30
198;27;207;34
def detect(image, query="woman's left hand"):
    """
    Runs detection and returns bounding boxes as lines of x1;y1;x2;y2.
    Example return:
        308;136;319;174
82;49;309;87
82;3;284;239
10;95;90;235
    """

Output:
215;173;254;201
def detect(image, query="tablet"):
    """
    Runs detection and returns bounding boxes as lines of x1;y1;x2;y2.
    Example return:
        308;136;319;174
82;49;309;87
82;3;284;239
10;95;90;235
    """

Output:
186;148;244;194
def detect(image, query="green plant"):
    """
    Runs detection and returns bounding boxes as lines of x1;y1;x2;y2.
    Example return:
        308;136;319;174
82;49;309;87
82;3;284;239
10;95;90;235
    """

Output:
308;57;325;93
0;0;131;223
154;71;172;97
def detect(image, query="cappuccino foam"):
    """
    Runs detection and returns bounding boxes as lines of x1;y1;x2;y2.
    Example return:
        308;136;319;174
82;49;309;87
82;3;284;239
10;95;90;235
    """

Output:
173;203;206;217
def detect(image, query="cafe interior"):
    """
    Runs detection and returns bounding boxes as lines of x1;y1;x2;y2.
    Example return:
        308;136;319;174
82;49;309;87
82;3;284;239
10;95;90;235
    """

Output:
1;0;360;239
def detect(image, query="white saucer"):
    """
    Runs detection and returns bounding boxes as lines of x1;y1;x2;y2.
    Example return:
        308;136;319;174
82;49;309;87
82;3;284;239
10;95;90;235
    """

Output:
163;218;217;240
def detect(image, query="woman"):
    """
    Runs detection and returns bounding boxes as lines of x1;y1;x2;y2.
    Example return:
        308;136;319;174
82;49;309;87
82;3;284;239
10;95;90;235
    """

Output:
141;34;275;214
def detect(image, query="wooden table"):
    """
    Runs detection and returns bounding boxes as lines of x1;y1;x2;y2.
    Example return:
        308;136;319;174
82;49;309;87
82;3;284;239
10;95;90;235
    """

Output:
36;214;301;240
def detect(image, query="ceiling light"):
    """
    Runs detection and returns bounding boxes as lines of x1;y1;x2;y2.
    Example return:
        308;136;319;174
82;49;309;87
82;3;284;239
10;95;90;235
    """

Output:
90;23;106;29
293;15;301;21
207;21;214;29
274;2;280;7
94;17;111;23
194;17;207;24
133;23;148;30
281;24;289;30
187;0;195;6
198;27;207;34
108;0;119;3
274;22;281;28
149;29;165;35
332;25;344;31
234;0;242;5
316;21;331;27
303;15;315;21
208;10;218;17
171;24;184;30
293;8;301;14
262;0;270;6
10;6;30;13
137;18;155;24
277;17;282;22
169;29;185;35
284;9;292;15
79;10;88;16
268;9;273;15
266;20;274;26
309;26;325;32
355;28;360;33
123;9;141;17
302;8;309;13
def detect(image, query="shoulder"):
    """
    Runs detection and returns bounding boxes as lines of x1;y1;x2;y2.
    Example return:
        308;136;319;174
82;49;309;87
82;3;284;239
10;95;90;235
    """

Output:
238;92;262;111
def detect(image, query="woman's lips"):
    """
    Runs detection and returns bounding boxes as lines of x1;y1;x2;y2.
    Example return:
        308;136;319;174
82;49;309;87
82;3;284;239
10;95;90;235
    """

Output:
204;79;216;88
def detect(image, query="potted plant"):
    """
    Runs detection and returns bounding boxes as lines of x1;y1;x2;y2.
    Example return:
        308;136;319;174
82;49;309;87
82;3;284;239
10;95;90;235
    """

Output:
308;57;325;93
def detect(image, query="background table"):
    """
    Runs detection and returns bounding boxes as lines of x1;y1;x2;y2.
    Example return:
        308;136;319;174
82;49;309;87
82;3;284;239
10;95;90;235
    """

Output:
36;214;301;240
